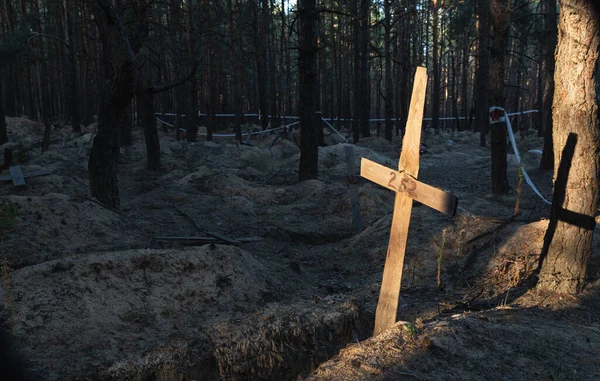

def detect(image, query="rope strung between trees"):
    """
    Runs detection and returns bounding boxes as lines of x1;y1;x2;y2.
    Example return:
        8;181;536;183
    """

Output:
490;106;551;205
155;116;299;137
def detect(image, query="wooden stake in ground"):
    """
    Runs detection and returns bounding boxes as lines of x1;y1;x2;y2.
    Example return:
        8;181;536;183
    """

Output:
360;67;458;336
344;144;363;233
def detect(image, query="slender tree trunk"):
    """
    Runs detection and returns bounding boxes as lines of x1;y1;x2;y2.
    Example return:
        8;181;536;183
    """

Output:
316;26;325;146
537;0;600;294
137;90;160;170
474;0;490;146
63;0;81;132
451;51;460;131
460;31;469;130
359;0;371;138
431;0;440;131
540;0;557;170
186;0;199;142
256;0;270;130
490;0;508;194
227;0;242;141
352;0;360;142
384;0;394;141
120;103;133;146
0;75;7;145
298;0;318;181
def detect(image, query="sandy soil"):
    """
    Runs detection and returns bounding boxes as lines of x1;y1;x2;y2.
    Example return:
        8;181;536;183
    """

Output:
0;116;598;380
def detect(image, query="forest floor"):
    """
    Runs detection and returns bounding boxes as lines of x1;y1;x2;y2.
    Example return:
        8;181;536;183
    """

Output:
0;116;599;381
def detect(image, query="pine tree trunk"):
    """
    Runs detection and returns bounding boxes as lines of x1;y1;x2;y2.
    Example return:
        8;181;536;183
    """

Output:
0;75;7;145
540;0;557;170
383;0;393;141
537;0;600;294
138;91;160;171
474;0;490;146
298;0;318;181
88;0;137;209
64;0;81;132
490;0;508;195
257;0;269;131
88;105;123;208
120;103;133;146
431;0;440;131
352;0;360;142
358;0;371;139
461;31;469;131
186;0;199;142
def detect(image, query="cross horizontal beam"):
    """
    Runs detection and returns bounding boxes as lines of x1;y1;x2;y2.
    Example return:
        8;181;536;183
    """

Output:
360;158;457;216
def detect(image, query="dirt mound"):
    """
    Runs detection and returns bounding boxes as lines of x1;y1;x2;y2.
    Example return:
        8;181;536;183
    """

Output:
0;194;141;267
305;307;600;381
1;246;277;380
355;136;400;158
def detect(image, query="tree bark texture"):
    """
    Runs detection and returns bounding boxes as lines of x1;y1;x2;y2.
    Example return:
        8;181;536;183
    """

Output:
298;0;318;181
358;0;371;139
137;91;160;171
490;0;508;195
431;0;440;131
537;0;600;294
88;0;137;209
186;0;199;142
63;0;81;132
540;0;557;170
474;0;490;146
384;0;394;141
0;75;7;145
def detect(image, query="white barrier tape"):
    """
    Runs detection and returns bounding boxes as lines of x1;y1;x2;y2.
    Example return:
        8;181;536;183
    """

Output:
507;110;539;117
490;106;551;205
156;117;175;127
196;121;300;137
156;117;298;137
156;110;539;123
156;112;298;119
321;118;348;142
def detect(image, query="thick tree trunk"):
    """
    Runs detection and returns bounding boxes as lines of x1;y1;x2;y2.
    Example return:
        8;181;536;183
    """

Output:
490;0;508;195
537;0;600;294
88;104;124;208
88;0;137;209
540;0;557;170
474;0;490;146
298;0;318;181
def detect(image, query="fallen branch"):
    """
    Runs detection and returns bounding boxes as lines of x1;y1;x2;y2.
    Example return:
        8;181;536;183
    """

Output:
154;236;261;243
466;212;521;245
263;169;283;185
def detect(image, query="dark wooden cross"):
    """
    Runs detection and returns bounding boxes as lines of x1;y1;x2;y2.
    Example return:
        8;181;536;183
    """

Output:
360;67;458;336
0;166;51;187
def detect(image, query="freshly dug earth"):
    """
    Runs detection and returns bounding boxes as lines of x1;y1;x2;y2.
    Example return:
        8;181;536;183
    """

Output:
0;117;599;380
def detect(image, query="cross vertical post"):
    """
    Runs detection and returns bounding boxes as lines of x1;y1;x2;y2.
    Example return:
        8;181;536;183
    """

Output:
360;67;458;336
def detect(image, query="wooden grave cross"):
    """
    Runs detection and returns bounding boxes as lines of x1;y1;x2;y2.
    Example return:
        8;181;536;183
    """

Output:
0;166;51;187
360;67;458;336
